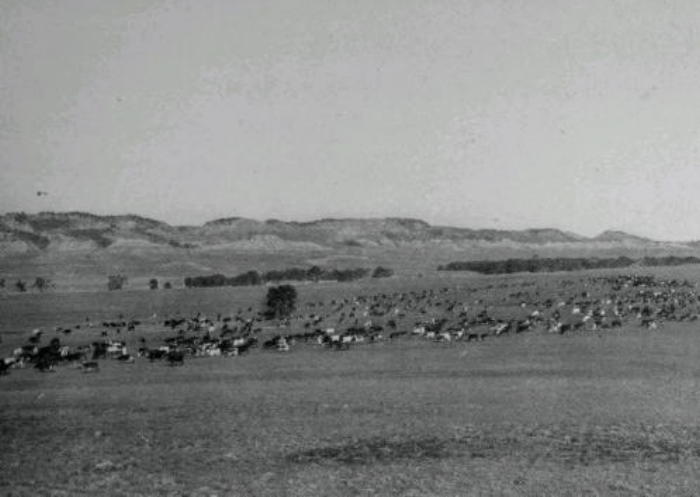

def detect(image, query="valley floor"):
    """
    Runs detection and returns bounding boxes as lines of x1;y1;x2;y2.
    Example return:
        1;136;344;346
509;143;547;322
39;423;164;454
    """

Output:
3;329;700;495
3;270;700;496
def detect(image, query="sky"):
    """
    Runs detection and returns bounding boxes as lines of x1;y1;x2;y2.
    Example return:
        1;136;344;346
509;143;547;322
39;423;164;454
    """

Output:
2;0;700;240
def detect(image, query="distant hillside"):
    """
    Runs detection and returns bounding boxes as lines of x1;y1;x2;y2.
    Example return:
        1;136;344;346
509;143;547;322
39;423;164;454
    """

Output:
2;211;699;292
0;211;683;255
593;230;653;244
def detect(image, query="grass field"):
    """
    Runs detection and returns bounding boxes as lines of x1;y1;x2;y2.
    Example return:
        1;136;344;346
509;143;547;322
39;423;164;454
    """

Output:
3;270;700;496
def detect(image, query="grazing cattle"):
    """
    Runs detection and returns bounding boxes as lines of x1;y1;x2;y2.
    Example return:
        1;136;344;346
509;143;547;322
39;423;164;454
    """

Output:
92;342;108;360
147;349;167;361
492;322;510;336
641;318;658;330
5;271;698;379
106;341;126;358
34;357;57;372
62;349;86;362
33;344;61;372
412;326;426;336
277;337;290;352
166;350;185;366
206;346;222;357
263;336;282;350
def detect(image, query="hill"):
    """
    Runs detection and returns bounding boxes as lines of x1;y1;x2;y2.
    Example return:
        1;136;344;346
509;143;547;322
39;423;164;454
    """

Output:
593;230;653;244
0;211;667;253
0;211;698;291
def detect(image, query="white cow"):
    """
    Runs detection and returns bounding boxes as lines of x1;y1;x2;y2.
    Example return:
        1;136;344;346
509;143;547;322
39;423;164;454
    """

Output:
412;326;426;336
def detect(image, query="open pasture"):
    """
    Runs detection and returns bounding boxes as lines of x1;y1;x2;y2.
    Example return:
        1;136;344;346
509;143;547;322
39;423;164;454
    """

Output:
3;268;700;496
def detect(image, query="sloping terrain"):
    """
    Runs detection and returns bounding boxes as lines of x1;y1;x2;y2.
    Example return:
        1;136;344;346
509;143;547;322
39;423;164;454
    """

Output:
1;211;699;291
0;211;687;253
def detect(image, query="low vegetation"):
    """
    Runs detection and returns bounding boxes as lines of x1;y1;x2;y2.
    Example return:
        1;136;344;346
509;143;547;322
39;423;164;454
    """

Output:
31;277;52;291
184;266;392;288
371;266;394;278
4;268;700;495
438;255;700;274
0;277;53;292
67;228;113;248
107;274;128;291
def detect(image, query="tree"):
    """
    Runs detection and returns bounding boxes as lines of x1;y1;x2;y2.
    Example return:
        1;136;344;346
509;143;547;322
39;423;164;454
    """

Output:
307;265;323;281
163;281;172;289
107;274;128;291
264;284;298;320
149;278;159;290
32;277;52;292
15;279;26;292
229;271;261;286
0;278;5;289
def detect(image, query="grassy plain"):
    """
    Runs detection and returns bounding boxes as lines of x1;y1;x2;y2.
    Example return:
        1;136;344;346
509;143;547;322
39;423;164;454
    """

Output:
2;269;700;496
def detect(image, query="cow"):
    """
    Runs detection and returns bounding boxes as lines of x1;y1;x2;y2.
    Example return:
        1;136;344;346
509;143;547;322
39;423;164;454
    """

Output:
166;350;185;366
106;341;126;358
147;349;167;361
91;342;108;360
116;353;135;363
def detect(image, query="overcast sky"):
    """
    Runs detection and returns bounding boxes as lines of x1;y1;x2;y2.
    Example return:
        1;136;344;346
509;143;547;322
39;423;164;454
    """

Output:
2;1;700;239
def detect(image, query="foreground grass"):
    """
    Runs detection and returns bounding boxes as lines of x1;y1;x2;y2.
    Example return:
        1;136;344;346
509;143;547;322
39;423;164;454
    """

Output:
3;329;700;496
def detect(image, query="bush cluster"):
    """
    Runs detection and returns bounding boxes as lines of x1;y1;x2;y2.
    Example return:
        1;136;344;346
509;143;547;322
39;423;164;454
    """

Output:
184;265;391;288
438;255;700;275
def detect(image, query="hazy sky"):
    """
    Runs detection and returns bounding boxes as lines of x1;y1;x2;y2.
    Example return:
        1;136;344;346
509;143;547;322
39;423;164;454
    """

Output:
2;1;700;239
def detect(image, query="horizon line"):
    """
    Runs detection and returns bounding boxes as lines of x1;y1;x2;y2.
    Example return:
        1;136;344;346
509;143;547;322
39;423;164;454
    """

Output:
0;209;686;243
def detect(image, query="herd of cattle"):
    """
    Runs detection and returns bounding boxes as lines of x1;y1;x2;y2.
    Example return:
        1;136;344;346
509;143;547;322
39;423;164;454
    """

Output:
1;273;699;375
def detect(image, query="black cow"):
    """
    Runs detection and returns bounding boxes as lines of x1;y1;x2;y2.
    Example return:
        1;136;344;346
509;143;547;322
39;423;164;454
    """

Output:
166;350;185;366
92;342;108;360
147;349;167;361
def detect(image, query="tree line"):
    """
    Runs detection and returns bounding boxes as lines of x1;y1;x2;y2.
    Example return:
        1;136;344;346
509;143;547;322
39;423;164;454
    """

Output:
184;265;394;288
437;255;700;275
1;277;54;292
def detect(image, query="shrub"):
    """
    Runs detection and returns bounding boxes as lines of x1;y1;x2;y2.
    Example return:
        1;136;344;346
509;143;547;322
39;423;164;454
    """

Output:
438;256;643;274
107;274;128;291
184;266;374;288
32;277;52;292
229;271;262;286
372;266;394;278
